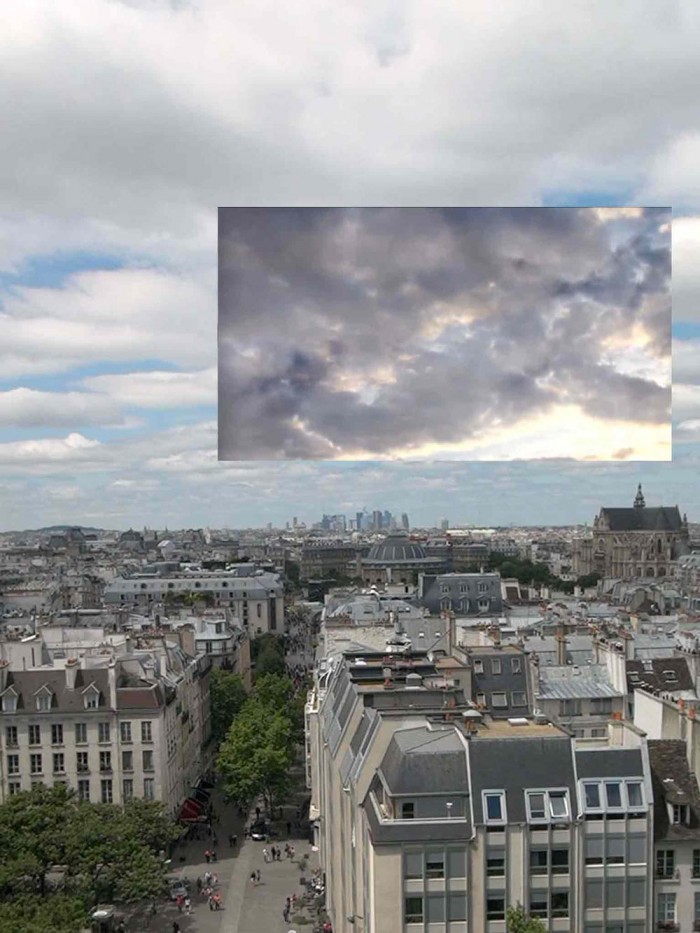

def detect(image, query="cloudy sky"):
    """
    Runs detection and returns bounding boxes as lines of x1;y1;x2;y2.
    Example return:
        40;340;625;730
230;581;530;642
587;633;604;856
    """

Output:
0;0;699;529
219;206;671;460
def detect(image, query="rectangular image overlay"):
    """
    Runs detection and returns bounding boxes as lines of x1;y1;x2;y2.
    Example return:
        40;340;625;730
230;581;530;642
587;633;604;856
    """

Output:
218;207;671;461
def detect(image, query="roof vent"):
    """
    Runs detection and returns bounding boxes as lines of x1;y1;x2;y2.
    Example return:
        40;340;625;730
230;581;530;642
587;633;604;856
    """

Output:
507;717;529;727
405;672;423;689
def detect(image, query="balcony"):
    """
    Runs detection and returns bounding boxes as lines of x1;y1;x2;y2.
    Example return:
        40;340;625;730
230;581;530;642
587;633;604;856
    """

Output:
656;923;679;932
655;867;680;881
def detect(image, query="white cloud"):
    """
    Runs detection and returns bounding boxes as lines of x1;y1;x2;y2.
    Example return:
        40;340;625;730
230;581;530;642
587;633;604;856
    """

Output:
673;339;700;384
671;217;700;323
0;388;123;427
81;367;217;408
0;432;104;465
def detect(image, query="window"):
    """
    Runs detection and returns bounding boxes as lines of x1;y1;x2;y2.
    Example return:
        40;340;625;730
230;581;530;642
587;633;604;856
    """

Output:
628;879;645;908
122;750;133;771
605;781;622;808
491;692;508;708
122;779;134;801
404;896;423;924
52;753;64;774
120;721;132;743
487;853;505;876
473;659;484;673
657;892;676;923
606;836;625;865
36;692;51;711
77;751;89;773
552;849;569;874
142;750;154;772
527;792;546;820
28;724;40;745
530;897;548;918
77;780;90;801
476;692;486;706
479;599;489;610
626;781;644;809
99;751;112;772
85;691;99;709
672;803;688;824
8;782;21;796
549;791;568;819
51;724;63;745
693;849;700;878
585;879;603;909
628;835;646;865
401;802;415;819
447;893;466;922
5;726;18;747
531;850;548;875
447;849;466;879
98;722;110;743
491;658;502;674
656;849;675;878
2;694;17;713
511;691;527;707
30;753;42;774
584;782;601;810
75;723;87;744
143;778;154;800
404;852;423;880
101;779;113;803
511;657;522;673
486;897;505;920
426;854;445;879
484;791;506;823
7;754;19;775
141;721;153;742
695;891;700;922
561;698;582;716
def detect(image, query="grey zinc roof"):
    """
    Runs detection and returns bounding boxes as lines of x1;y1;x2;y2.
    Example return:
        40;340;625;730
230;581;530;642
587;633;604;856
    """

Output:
648;740;700;840
469;734;576;823
536;665;622;700
524;634;595;667
363;789;472;844
575;747;644;779
379;727;468;796
626;657;694;694
5;668;110;711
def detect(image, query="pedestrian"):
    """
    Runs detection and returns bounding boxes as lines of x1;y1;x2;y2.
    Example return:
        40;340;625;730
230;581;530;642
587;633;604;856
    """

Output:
284;843;290;858
263;847;269;863
172;923;180;933
290;845;295;861
233;833;238;847
283;906;290;922
256;869;261;883
250;871;257;885
228;832;234;847
213;892;222;910
176;894;184;913
196;876;203;894
204;870;212;885
287;820;291;835
212;873;218;886
212;850;218;862
184;895;191;915
204;849;211;863
209;895;215;910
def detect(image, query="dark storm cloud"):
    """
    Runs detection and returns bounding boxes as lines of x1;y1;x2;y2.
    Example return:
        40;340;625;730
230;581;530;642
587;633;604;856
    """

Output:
218;207;671;459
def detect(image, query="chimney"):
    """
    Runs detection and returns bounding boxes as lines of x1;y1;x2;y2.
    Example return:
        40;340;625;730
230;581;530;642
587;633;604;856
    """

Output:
0;658;9;693
65;657;79;690
125;634;133;655
490;625;501;647
556;622;567;666
107;657;118;708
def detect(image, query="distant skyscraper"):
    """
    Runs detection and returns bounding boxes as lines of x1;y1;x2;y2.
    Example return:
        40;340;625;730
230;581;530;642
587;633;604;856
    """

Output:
293;516;298;528
383;510;392;528
441;518;449;532
356;511;364;532
401;513;410;531
372;510;383;531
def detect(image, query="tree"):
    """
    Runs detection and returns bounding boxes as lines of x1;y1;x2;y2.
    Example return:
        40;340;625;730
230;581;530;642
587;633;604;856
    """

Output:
0;894;88;933
210;668;248;744
217;699;294;811
255;646;286;678
506;904;547;932
254;673;305;742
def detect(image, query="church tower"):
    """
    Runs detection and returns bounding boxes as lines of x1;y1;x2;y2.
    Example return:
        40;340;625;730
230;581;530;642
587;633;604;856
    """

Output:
633;483;646;509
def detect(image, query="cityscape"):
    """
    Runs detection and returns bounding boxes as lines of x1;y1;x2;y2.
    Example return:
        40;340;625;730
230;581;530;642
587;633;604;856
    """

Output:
1;484;700;931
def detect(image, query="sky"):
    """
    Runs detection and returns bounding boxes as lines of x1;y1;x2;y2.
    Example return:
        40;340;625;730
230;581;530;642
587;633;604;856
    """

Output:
0;0;700;530
219;207;671;461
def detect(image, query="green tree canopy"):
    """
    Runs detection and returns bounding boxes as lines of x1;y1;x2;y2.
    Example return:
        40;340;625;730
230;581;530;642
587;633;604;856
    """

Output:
255;645;287;678
217;699;294;810
0;894;88;933
210;668;248;744
506;904;548;932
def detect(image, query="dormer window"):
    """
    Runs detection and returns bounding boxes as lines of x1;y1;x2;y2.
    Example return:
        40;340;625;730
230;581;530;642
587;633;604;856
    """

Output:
663;670;678;683
672;803;689;825
473;659;484;674
483;790;506;824
526;789;570;823
629;672;640;683
2;693;17;713
83;684;100;710
35;686;52;711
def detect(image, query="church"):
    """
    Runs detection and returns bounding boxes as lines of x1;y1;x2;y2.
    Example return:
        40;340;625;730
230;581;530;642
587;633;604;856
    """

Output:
573;484;690;581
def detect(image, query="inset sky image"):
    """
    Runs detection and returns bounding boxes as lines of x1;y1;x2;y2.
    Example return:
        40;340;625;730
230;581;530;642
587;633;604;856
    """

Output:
218;207;671;461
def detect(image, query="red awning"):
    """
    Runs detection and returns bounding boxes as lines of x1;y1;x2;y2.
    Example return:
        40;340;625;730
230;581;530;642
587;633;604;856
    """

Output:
179;797;203;821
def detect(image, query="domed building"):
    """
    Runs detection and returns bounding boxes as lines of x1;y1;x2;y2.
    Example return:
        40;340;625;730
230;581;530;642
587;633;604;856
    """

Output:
360;532;447;585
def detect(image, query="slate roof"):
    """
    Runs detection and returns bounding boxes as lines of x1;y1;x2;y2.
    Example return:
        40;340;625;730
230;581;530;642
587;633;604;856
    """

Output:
626;657;694;694
536;664;622;700
468;734;576;823
523;634;594;667
363;787;472;844
2;669;109;711
598;506;683;532
469;647;531;718
648;740;700;841
378;727;468;796
575;747;644;779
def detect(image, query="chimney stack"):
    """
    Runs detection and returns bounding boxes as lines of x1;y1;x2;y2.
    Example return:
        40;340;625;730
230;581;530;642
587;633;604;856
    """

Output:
0;658;9;693
65;657;78;690
556;622;567;666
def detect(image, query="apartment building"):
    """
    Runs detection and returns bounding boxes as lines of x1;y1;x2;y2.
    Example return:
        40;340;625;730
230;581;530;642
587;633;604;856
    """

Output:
0;635;212;816
417;572;503;617
306;648;654;933
533;663;625;739
103;568;284;634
